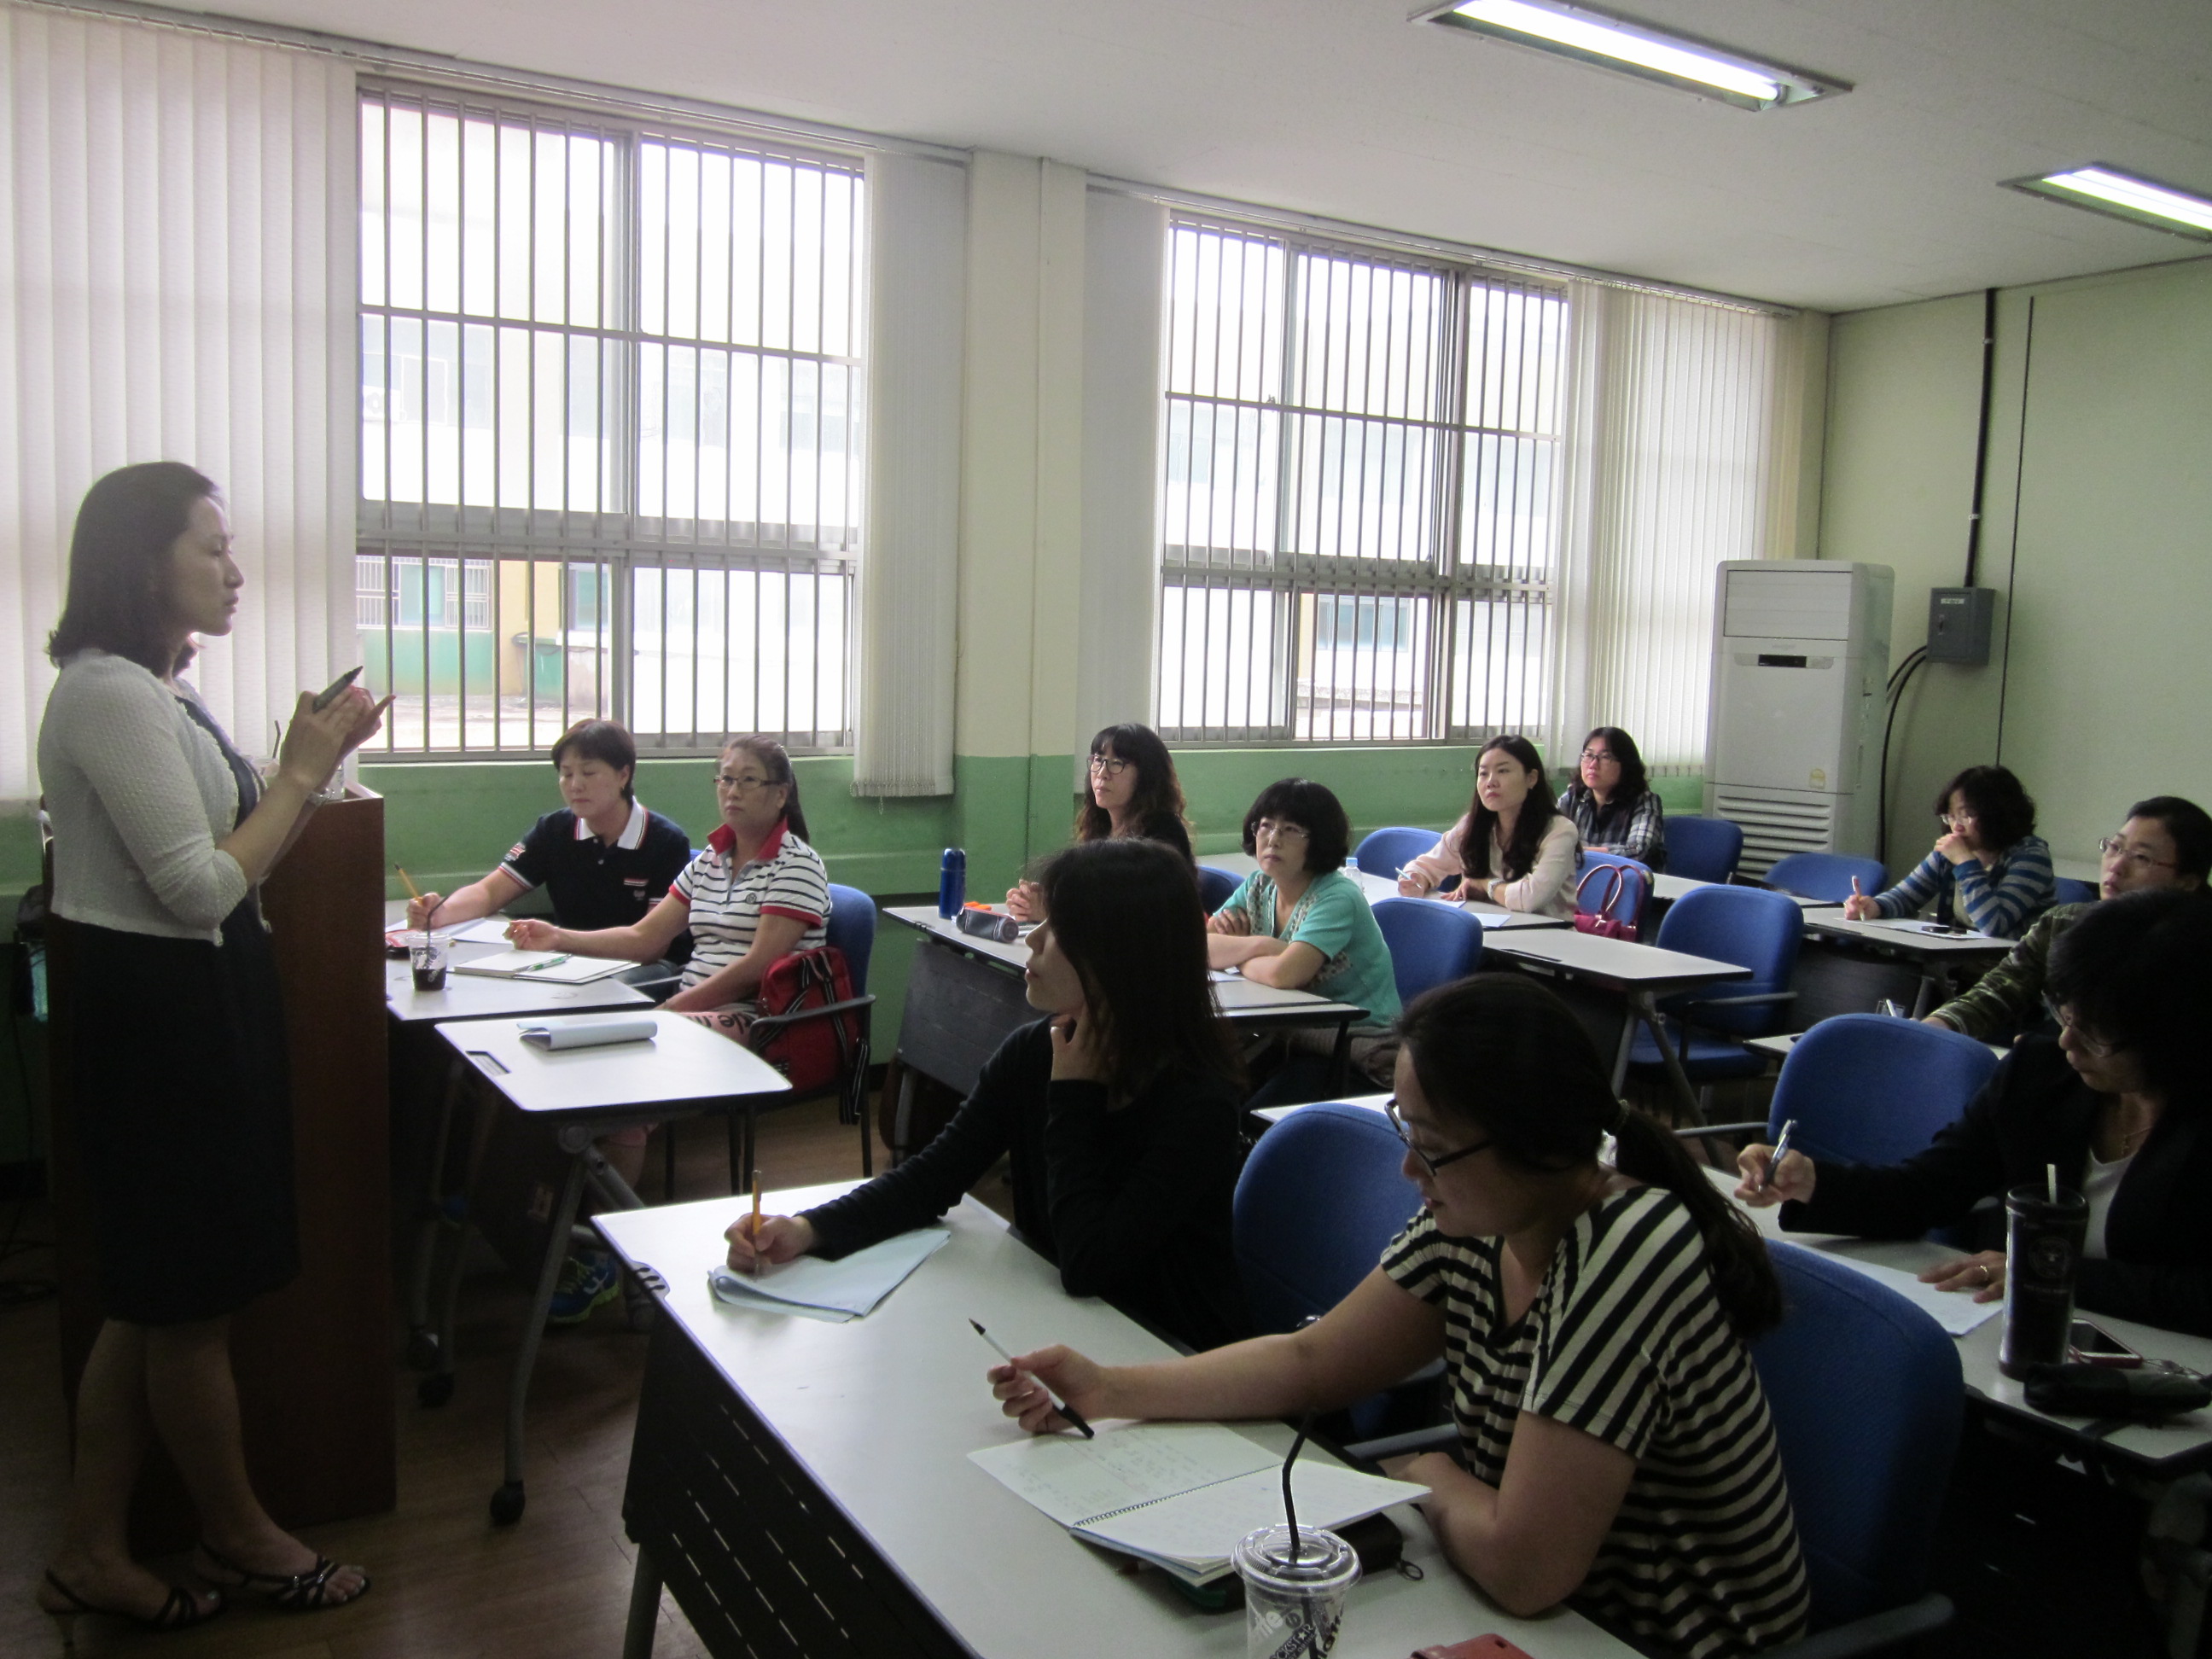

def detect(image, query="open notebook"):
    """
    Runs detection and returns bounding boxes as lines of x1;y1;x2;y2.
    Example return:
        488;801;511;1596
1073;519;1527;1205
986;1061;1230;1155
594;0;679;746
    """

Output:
969;1422;1428;1586
707;1227;951;1322
452;949;633;983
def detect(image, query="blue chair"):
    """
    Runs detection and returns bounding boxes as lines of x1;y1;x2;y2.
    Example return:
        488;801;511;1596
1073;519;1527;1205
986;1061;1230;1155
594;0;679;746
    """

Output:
1574;851;1653;937
1753;1242;1962;1651
1767;1014;1999;1167
1766;852;1886;904
1668;814;1744;884
1627;885;1802;1101
1354;825;1441;880
1196;864;1243;911
1371;897;1483;1004
2053;876;2098;906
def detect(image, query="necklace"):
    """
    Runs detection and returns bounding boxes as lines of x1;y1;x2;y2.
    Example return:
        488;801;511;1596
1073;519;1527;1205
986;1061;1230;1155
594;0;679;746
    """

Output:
2102;1097;2158;1161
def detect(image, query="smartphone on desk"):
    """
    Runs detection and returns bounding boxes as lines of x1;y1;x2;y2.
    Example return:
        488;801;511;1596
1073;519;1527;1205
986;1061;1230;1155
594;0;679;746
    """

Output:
2069;1319;2143;1368
1414;1639;1537;1659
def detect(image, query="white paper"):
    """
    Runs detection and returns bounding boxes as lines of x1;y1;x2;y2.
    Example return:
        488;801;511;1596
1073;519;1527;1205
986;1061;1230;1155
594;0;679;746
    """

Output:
1807;1249;2001;1335
450;917;519;944
707;1226;951;1318
1091;1464;1429;1569
1852;918;1995;942
453;949;632;983
969;1423;1275;1528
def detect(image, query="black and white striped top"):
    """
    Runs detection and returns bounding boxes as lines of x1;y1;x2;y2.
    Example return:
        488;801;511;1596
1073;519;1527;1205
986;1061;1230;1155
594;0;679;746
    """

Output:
1382;1187;1810;1659
670;820;830;1011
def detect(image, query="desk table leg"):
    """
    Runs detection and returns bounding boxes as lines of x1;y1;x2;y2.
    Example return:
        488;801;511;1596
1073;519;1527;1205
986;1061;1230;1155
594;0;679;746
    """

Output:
1628;992;1735;1157
492;1149;590;1526
621;1543;663;1659
420;1071;504;1410
405;1055;469;1371
1912;969;1942;1019
1326;1019;1353;1091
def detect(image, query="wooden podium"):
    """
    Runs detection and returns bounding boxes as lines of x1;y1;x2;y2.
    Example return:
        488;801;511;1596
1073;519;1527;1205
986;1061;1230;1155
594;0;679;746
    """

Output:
49;786;395;1546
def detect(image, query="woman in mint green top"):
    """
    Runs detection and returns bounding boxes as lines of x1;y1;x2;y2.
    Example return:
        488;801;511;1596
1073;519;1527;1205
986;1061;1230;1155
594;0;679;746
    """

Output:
1208;777;1400;1098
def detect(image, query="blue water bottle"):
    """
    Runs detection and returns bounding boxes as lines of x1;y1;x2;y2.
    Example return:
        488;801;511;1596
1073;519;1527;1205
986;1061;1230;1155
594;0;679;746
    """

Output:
938;847;967;919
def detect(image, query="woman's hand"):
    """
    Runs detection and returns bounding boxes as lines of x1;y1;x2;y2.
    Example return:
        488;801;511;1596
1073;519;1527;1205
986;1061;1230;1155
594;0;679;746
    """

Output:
1396;870;1434;898
1841;877;1879;922
989;1344;1109;1435
340;690;394;760
724;1212;816;1271
1049;1010;1107;1083
506;918;562;951
1935;831;1975;865
1005;881;1044;923
1462;877;1492;903
1208;907;1252;936
1734;1144;1817;1206
274;690;364;793
406;892;446;930
1920;1250;2005;1302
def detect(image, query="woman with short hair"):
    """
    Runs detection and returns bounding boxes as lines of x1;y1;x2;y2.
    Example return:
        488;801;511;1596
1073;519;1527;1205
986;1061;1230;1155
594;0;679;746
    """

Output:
1842;763;2054;940
1556;725;1666;871
1397;735;1580;918
1007;722;1194;922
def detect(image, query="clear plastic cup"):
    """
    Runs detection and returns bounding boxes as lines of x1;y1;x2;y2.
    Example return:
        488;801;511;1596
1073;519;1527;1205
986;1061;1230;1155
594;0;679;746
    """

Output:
405;930;449;992
1230;1524;1359;1659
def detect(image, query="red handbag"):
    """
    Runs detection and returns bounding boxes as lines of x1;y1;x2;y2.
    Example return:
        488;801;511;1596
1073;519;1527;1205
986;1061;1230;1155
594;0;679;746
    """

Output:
751;945;861;1095
1573;863;1646;941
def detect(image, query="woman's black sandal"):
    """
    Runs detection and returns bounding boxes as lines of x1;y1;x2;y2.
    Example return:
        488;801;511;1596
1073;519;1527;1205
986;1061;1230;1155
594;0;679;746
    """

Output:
195;1542;370;1611
38;1568;222;1650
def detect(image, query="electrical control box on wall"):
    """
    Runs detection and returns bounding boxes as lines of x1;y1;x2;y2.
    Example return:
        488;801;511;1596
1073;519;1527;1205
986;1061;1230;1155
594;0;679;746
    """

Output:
1926;587;1996;665
1703;562;1894;874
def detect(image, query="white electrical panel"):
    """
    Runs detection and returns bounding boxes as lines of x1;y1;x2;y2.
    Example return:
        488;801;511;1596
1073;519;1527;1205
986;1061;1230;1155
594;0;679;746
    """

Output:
1703;562;1893;873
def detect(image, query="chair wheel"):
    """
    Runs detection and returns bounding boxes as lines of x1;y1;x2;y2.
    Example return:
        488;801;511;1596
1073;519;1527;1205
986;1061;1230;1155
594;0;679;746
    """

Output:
417;1372;455;1408
405;1329;441;1371
490;1481;526;1526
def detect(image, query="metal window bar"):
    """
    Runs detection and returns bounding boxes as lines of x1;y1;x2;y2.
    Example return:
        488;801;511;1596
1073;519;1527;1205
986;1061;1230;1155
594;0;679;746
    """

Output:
358;84;863;756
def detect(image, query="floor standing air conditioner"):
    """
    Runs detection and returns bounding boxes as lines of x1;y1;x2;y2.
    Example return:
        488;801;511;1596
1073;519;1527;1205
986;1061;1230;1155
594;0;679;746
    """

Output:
1703;562;1894;876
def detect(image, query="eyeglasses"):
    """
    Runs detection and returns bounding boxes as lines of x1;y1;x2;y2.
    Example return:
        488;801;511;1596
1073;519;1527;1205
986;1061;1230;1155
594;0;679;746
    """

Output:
1941;810;1978;827
2043;997;2116;1058
1087;754;1132;778
1580;749;1617;765
1385;1097;1494;1176
1253;819;1309;845
2099;835;2176;873
716;772;778;794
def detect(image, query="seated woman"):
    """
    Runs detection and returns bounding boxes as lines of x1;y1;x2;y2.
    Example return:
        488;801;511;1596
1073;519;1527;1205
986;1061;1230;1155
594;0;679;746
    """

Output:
403;719;692;975
1740;889;2212;1337
1208;777;1401;1093
729;838;1248;1352
990;975;1811;1658
1556;725;1665;871
1397;735;1580;919
1841;763;2054;940
1006;722;1194;922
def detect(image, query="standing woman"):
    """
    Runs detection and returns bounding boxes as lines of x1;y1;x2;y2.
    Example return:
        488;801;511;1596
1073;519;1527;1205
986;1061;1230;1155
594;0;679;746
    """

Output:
38;464;381;1637
1842;763;2055;940
1557;726;1666;871
1398;735;1580;919
1006;723;1194;922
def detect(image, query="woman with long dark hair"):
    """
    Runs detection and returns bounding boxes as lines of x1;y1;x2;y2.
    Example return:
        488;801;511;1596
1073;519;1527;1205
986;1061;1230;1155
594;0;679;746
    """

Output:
1557;725;1666;871
731;837;1249;1351
988;975;1810;1657
1006;722;1193;921
38;463;384;1638
1841;762;2054;940
1398;734;1580;918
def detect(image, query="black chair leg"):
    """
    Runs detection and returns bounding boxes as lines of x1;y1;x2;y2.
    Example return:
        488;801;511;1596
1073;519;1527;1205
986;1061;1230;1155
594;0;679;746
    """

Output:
726;1107;743;1195
662;1120;677;1202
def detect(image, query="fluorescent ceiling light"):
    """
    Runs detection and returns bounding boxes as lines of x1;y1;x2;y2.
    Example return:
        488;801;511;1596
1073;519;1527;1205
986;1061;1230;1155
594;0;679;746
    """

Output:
2004;165;2212;241
1415;0;1846;111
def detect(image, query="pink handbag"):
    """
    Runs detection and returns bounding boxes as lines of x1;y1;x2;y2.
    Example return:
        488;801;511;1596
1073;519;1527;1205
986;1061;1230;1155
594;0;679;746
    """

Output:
1573;862;1646;941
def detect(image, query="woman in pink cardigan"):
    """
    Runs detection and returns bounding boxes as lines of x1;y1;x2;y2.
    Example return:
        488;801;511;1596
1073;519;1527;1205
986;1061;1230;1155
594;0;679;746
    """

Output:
1396;735;1580;919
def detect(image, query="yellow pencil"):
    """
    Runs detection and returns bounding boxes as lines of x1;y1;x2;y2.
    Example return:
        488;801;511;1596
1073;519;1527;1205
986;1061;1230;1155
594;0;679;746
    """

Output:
751;1171;764;1278
393;864;424;904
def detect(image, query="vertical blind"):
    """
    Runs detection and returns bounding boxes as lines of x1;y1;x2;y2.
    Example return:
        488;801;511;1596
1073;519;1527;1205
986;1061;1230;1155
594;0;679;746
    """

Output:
355;84;865;756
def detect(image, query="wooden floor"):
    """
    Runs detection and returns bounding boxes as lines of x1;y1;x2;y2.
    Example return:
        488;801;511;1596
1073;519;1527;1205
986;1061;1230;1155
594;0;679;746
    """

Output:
0;1096;987;1658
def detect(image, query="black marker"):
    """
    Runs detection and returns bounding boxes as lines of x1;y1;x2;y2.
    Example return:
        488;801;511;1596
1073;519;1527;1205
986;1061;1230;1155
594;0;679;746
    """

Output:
311;666;363;711
970;1318;1094;1438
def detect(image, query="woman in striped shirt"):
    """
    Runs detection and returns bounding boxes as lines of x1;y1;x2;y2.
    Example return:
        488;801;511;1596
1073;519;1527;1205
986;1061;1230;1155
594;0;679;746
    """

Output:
1842;763;2055;940
988;975;1810;1659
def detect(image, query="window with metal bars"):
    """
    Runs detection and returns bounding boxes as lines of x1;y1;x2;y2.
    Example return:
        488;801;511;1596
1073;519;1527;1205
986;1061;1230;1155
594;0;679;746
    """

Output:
1156;218;1564;745
355;84;864;756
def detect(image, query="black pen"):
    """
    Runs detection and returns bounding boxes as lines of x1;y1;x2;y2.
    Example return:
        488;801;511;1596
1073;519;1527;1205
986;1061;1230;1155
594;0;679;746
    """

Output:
1761;1117;1798;1193
311;665;363;711
969;1318;1094;1438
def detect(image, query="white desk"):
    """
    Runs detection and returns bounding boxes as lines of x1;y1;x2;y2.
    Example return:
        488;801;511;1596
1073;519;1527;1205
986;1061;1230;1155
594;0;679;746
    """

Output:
381;899;654;1022
1745;1029;2009;1064
1650;872;1838;911
1203;853;1569;930
597;1186;1640;1659
1802;916;2015;1018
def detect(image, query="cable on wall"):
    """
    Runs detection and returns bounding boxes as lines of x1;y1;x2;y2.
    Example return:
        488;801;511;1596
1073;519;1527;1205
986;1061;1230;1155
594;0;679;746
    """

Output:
1877;645;1930;870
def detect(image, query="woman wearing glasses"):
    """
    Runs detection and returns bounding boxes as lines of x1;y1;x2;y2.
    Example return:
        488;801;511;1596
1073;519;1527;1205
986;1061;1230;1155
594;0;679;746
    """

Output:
987;975;1811;1659
729;838;1249;1352
1840;763;2054;939
1397;735;1580;919
1209;777;1402;1094
1555;725;1666;870
1006;723;1193;922
1743;888;2212;1336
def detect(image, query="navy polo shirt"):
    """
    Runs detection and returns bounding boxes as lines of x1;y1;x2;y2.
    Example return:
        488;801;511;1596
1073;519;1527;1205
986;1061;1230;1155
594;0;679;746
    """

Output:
500;800;694;957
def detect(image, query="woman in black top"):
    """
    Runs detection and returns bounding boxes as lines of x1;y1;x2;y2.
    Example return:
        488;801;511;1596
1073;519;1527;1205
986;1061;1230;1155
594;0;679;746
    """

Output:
1005;722;1194;921
731;836;1249;1350
1740;888;2212;1336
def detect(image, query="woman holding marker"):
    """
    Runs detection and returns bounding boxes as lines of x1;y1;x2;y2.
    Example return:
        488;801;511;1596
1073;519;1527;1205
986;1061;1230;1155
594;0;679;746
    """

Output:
1840;763;2054;940
987;975;1810;1658
731;837;1249;1353
1397;734;1580;919
1006;723;1194;923
38;463;384;1637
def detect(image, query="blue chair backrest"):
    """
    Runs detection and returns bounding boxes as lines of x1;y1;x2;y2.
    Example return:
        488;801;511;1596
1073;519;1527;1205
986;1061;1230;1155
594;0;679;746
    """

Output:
1354;825;1441;879
1769;1014;1998;1167
1235;1103;1421;1336
1574;851;1652;932
1667;815;1743;884
2052;876;2098;906
1371;898;1483;1005
1652;885;1802;1036
1755;1242;1964;1628
1196;864;1243;911
1765;852;1886;903
824;883;876;993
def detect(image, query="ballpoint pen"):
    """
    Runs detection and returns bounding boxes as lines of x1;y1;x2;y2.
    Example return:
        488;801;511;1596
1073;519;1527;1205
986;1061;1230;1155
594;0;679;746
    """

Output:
1761;1118;1797;1193
969;1318;1094;1438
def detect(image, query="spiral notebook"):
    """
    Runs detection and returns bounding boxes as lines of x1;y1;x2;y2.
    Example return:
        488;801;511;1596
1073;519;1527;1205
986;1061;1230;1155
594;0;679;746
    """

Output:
969;1422;1428;1586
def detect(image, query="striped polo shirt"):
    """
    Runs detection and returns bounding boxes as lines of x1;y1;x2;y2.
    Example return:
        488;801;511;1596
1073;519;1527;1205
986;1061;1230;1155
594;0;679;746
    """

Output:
670;819;831;1010
1383;1186;1810;1659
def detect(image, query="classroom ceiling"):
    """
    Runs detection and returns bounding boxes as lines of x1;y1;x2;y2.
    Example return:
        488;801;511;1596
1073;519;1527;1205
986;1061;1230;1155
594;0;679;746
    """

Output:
205;0;2212;312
